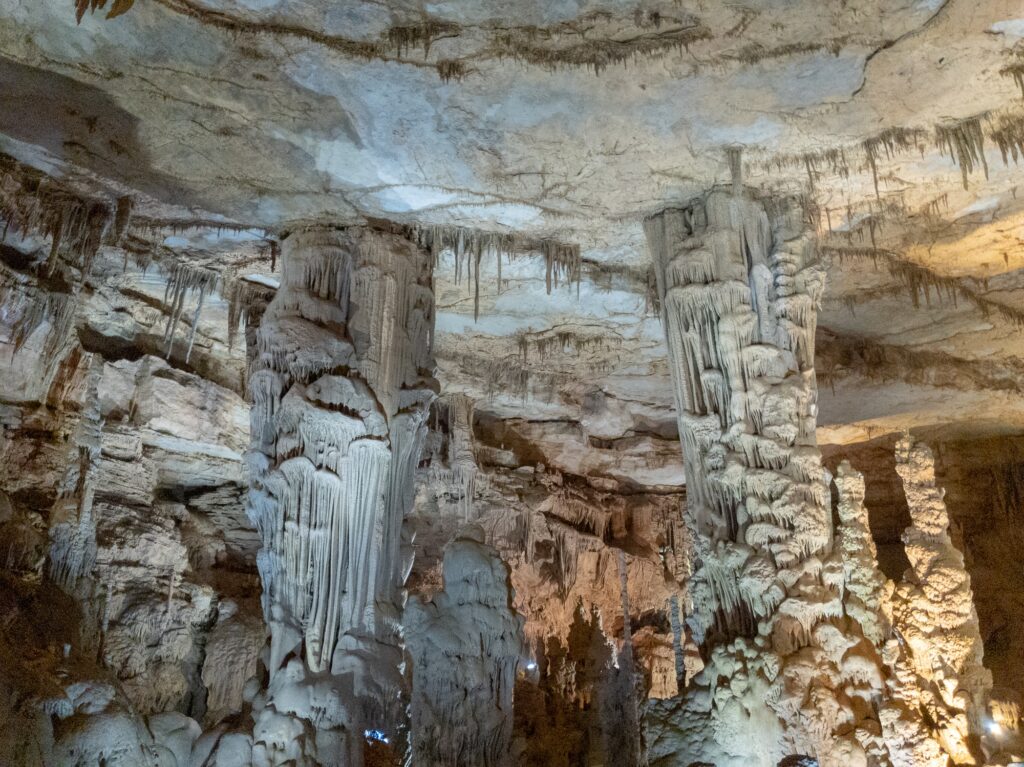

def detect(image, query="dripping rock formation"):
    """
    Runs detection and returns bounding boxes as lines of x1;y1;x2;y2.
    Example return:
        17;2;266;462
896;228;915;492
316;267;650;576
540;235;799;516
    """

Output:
1;0;1024;765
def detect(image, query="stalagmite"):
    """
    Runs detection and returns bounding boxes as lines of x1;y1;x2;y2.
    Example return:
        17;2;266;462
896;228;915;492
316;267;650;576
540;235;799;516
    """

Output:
890;432;992;764
834;461;891;648
406;534;526;767
644;187;884;767
598;549;647;767
246;225;437;766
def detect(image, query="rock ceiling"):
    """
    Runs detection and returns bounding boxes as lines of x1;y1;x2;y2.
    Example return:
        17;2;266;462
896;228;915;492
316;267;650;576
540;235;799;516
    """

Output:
1;0;1023;475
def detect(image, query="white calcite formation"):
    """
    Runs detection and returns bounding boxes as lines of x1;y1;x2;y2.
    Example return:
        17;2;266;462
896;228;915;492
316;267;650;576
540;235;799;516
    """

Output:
643;188;883;767
406;534;526;767
890;432;992;765
245;226;437;765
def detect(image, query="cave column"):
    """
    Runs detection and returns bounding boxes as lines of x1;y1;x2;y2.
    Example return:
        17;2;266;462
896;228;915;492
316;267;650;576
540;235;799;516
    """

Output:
644;189;874;765
246;226;437;766
891;433;992;764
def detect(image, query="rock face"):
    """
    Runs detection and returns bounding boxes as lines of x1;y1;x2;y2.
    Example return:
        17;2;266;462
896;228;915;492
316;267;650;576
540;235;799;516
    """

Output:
2;2;1024;764
246;226;437;765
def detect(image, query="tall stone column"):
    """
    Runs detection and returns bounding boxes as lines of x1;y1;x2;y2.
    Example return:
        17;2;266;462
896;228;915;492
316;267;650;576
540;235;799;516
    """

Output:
891;433;991;765
247;226;437;766
644;190;878;766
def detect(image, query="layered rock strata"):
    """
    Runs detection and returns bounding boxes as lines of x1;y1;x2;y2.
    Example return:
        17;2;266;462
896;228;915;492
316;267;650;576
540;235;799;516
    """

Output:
246;226;437;765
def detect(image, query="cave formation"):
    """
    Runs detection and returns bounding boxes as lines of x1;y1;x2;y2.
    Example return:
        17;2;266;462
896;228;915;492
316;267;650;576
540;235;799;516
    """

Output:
1;1;1024;766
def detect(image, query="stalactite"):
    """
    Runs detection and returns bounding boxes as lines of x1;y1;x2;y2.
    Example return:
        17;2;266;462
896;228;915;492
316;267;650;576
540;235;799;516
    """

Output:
411;223;580;305
488;18;712;75
934;116;989;190
516;326;623;363
821;244;1024;328
862;128;929;199
442;392;478;520
989;111;1024;166
247;225;436;766
112;196;133;244
47;354;105;594
540;488;611;541
2;285;79;367
0;155;114;275
159;262;219;362
223;274;277;350
1000;52;1024;98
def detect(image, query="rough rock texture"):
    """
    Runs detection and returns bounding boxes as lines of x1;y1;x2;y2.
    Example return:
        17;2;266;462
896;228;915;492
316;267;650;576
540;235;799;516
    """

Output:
834;461;892;649
644;188;890;767
2;1;1024;764
0;216;262;765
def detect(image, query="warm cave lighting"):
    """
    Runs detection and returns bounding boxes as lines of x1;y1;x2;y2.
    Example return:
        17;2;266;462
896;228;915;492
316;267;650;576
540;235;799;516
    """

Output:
364;729;389;745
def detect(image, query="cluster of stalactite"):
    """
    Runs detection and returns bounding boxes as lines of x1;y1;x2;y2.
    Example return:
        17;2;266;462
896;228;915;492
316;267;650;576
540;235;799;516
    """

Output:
749;108;1024;206
644;188;886;766
245;225;436;765
0;154;131;274
410;223;580;318
0;154;134;375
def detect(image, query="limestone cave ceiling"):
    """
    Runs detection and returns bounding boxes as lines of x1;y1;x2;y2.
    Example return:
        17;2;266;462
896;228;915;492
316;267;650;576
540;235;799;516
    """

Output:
1;0;1024;457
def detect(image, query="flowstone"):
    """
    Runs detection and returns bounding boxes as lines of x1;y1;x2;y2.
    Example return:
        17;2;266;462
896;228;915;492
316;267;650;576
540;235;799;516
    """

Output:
246;226;437;766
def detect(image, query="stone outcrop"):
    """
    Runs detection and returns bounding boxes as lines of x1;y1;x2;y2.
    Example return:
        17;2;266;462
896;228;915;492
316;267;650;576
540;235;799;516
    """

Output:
890;432;992;764
834;461;892;649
